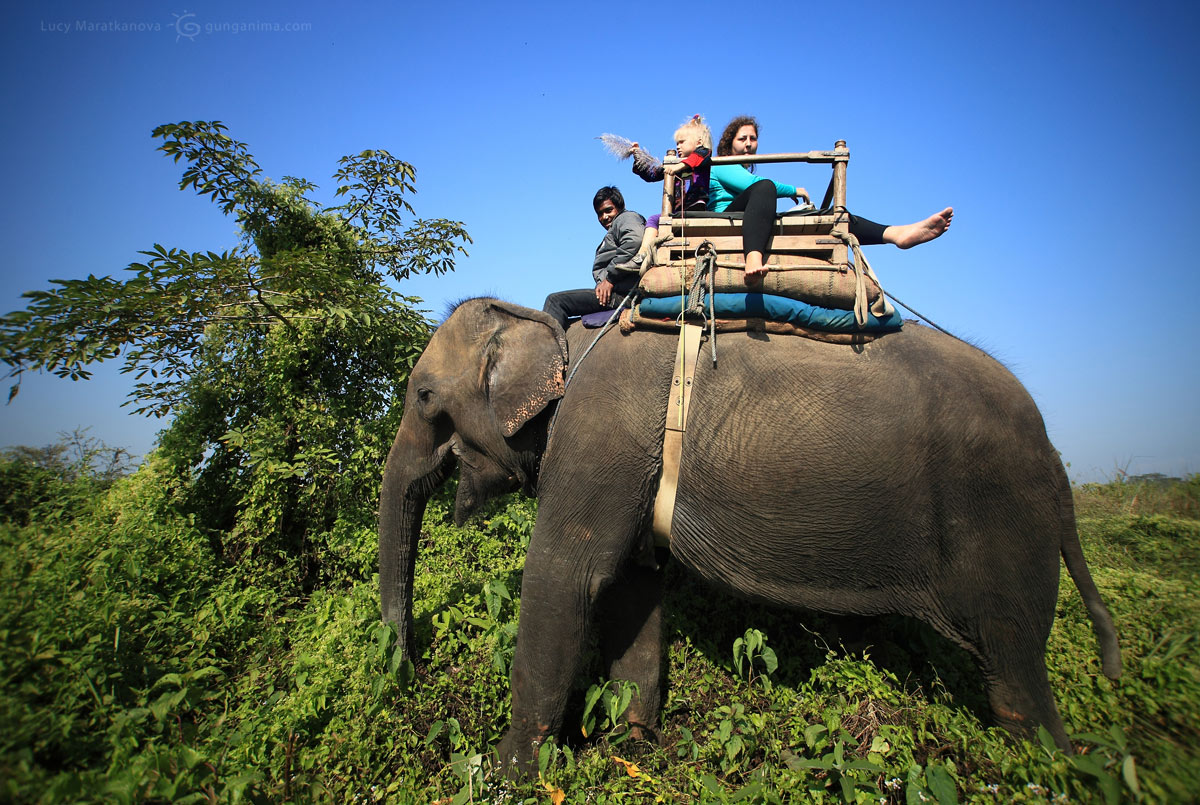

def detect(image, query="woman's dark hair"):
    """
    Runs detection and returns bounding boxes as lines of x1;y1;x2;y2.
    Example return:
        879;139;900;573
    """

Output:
592;186;625;213
716;115;759;157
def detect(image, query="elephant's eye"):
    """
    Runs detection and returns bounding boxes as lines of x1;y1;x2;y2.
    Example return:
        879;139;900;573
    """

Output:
416;387;442;421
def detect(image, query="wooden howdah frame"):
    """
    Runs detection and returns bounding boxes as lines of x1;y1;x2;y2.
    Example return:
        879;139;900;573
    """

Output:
655;140;851;271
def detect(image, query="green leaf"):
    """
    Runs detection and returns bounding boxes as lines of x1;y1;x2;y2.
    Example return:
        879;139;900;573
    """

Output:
391;656;414;689
1107;724;1129;753
179;745;204;769
906;764;927;805
761;646;778;676
1121;755;1140;797
785;757;832;771
729;781;763;802
1071;753;1107;778
582;683;606;720
1073;731;1116;750
151;672;184;690
925;762;958;804
1036;725;1058;755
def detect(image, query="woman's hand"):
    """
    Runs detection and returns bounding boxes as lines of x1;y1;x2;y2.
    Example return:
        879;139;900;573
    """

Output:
793;187;811;204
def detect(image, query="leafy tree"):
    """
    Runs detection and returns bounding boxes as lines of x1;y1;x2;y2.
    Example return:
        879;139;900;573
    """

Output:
0;121;470;587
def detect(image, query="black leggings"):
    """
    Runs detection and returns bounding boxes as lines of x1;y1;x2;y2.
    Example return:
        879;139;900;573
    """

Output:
724;180;777;256
726;179;889;253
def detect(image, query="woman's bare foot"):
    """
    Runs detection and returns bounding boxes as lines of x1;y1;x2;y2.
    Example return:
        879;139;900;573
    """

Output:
884;207;954;249
744;251;767;280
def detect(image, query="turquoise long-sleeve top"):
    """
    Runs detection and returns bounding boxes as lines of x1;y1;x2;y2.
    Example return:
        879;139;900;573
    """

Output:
708;164;797;212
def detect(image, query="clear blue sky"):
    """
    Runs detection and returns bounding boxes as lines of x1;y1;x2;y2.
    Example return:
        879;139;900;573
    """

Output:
2;0;1197;482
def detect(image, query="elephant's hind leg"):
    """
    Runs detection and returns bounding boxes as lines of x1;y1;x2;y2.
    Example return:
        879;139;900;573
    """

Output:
596;549;666;742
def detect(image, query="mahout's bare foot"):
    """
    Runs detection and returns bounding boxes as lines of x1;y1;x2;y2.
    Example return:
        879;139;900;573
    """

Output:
889;207;954;249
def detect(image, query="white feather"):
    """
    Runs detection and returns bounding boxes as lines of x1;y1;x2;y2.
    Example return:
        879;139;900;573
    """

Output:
596;133;662;173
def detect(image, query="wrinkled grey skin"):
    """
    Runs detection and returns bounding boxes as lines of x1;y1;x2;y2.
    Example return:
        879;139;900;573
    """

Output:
379;298;1121;777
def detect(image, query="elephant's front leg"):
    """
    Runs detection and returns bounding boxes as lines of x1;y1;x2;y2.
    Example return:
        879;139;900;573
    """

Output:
497;533;641;775
597;547;665;743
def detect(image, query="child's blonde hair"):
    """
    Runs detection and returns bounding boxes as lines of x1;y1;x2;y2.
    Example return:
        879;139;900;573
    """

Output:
674;114;713;151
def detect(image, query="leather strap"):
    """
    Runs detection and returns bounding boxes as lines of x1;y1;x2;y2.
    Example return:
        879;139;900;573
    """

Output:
651;323;704;546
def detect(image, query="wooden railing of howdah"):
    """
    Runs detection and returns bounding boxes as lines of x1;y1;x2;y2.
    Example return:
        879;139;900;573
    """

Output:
657;141;850;269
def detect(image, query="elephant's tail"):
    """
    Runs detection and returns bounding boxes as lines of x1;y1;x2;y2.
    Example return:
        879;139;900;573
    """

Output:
1055;457;1122;679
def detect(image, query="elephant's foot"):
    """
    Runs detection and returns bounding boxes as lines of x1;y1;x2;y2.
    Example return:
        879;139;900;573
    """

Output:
625;719;662;745
495;729;544;781
620;697;663;745
887;207;954;249
992;702;1073;753
982;654;1072;753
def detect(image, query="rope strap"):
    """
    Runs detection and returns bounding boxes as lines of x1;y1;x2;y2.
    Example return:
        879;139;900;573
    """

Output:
826;227;957;337
682;245;718;365
827;228;895;327
650;322;704;546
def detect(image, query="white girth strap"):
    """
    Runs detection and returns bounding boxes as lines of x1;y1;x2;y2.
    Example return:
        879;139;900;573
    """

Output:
651;323;704;546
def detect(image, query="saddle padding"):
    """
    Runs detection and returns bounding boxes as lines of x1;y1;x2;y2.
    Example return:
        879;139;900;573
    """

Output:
639;263;880;312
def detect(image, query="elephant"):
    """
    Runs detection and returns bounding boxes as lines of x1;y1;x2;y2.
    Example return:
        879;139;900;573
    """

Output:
378;297;1121;774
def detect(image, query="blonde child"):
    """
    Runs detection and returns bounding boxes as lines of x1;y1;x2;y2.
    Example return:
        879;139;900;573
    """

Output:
614;115;713;273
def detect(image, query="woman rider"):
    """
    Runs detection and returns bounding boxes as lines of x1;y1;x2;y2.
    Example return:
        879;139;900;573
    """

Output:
711;115;954;278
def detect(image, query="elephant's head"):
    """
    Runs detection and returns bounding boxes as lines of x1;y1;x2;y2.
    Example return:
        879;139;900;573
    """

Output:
378;298;568;659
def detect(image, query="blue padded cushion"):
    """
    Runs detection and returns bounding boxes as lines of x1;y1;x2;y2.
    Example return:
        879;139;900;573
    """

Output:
637;292;902;332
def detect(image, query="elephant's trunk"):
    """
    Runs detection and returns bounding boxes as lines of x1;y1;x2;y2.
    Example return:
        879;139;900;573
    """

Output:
379;409;455;661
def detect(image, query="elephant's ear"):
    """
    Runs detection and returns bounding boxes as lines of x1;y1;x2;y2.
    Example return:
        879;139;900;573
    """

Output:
483;302;568;438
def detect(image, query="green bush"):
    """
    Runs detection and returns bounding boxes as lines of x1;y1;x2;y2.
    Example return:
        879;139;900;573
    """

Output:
2;462;1197;802
0;432;133;526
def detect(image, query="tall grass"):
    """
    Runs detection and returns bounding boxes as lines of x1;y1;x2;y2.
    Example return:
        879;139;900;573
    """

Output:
1074;472;1200;520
